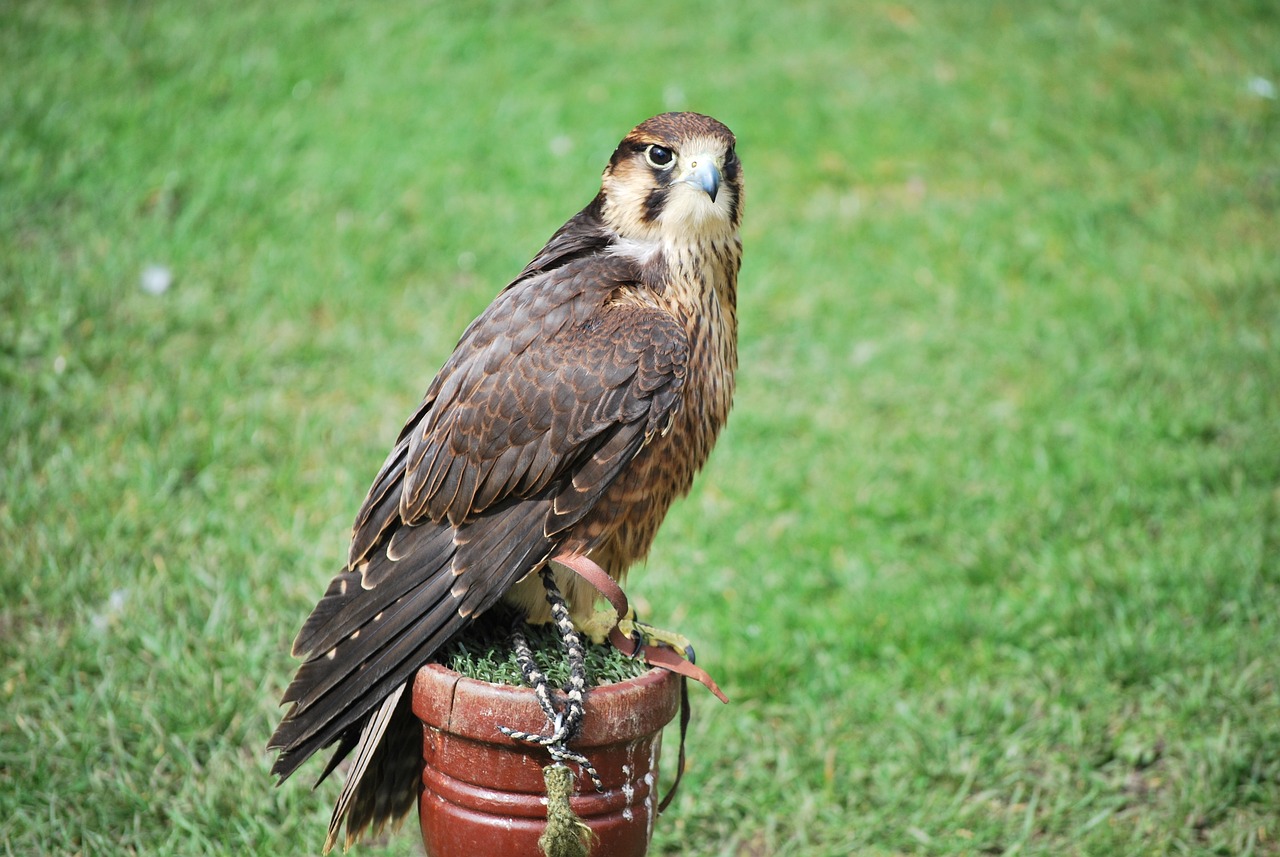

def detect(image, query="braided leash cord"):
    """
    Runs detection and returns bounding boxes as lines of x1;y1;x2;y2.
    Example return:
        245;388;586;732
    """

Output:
497;567;604;792
540;567;589;741
548;552;730;813
505;616;558;724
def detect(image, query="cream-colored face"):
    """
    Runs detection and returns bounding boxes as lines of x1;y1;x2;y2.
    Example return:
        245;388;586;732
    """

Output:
600;115;742;244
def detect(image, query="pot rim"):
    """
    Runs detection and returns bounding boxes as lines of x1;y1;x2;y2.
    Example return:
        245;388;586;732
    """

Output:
413;662;682;748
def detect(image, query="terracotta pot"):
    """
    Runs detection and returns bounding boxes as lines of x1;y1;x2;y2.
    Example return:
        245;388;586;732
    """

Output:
412;662;682;857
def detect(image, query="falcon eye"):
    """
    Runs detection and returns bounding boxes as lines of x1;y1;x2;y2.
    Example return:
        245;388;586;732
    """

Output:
644;145;675;169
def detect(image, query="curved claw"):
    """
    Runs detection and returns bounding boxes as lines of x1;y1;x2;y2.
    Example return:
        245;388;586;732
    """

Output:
631;619;696;662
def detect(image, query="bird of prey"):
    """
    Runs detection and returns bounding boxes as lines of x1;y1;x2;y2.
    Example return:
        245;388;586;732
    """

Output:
268;112;744;851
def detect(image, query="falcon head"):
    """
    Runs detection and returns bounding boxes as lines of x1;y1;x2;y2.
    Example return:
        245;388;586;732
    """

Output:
599;112;742;243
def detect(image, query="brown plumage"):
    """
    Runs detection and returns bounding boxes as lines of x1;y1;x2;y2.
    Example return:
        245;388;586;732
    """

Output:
268;112;744;851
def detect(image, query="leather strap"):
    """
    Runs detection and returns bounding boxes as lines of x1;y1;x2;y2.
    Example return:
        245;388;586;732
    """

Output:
657;676;691;814
550;552;729;812
551;553;728;702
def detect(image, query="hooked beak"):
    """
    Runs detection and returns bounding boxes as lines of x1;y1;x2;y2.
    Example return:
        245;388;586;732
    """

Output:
681;156;722;202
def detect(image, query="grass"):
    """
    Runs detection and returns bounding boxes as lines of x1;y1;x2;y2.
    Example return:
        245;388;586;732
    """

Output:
2;0;1277;854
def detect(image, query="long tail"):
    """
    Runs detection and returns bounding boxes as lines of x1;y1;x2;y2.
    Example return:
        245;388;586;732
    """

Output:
323;683;421;853
268;498;556;847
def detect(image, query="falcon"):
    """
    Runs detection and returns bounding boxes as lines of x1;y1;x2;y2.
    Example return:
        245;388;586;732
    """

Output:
268;112;744;851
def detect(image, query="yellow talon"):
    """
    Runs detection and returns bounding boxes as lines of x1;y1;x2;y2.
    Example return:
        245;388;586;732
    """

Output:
575;604;622;646
621;616;696;662
576;602;696;662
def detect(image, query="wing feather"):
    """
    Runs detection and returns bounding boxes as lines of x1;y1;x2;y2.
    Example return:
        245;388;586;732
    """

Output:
395;253;688;528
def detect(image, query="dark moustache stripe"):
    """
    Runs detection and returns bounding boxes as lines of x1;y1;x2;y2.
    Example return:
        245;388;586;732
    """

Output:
642;186;669;224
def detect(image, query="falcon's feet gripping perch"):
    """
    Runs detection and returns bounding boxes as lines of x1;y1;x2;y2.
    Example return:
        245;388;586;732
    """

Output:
498;554;728;811
620;615;697;664
539;552;729;815
573;583;703;674
552;553;729;705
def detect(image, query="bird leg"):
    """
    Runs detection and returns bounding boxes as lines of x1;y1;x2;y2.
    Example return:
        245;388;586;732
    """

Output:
616;611;698;664
497;567;603;792
551;550;729;704
574;604;623;646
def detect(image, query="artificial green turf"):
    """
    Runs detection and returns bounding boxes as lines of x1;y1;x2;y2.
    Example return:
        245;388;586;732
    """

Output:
2;1;1278;855
435;611;647;688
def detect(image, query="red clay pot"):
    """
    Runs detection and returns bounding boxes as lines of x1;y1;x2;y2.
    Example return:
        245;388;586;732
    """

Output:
412;663;682;857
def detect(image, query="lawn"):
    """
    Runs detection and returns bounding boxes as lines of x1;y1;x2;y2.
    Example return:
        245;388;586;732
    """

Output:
2;1;1278;855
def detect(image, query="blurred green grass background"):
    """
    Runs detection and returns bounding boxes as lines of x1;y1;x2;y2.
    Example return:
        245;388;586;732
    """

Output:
2;1;1277;854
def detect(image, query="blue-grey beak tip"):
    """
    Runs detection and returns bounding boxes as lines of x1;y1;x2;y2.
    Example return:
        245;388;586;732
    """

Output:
689;162;721;202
